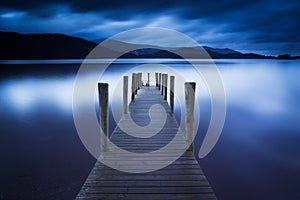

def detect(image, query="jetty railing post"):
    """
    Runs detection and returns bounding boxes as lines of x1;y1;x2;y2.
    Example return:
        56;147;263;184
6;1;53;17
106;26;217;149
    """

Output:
131;73;136;101
141;72;143;87
158;73;161;90
123;76;128;114
161;74;164;95
137;73;139;92
185;82;196;152
170;76;175;115
136;73;139;91
140;72;143;88
155;72;158;87
147;72;150;86
98;83;109;152
135;73;138;94
164;74;168;100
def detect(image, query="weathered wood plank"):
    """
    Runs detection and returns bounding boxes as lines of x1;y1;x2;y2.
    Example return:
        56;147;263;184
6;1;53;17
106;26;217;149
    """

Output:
82;180;210;187
78;186;214;194
77;193;217;200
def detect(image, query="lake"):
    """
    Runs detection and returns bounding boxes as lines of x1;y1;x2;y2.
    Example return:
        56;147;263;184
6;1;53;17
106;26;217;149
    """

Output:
0;59;299;199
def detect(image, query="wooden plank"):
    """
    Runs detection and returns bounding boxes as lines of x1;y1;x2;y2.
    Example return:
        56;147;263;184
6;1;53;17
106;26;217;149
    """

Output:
78;186;214;194
77;193;217;200
84;176;208;182
82;180;211;187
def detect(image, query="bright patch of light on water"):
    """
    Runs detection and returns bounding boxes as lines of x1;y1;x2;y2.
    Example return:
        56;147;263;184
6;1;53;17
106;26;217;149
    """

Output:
1;77;74;113
220;63;292;115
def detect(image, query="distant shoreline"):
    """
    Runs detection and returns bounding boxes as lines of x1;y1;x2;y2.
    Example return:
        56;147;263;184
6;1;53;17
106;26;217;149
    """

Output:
0;58;298;66
1;31;299;60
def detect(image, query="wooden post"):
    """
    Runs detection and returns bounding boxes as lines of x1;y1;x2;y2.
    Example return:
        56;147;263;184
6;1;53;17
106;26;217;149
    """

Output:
155;72;158;87
136;73;139;90
147;72;150;86
98;83;109;152
141;72;143;87
139;72;143;88
123;76;128;114
185;82;196;152
170;76;175;115
161;74;164;95
135;73;138;94
158;73;161;90
164;74;168;100
131;73;136;101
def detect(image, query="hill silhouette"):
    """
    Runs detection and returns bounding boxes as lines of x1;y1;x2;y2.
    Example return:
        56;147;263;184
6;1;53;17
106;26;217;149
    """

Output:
0;31;294;59
0;31;98;59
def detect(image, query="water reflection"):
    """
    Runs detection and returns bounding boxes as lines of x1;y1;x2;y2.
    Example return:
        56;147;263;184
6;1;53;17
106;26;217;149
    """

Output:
1;77;74;113
0;59;300;199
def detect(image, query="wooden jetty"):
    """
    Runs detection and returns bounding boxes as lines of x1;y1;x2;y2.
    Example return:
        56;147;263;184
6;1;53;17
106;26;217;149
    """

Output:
76;73;217;200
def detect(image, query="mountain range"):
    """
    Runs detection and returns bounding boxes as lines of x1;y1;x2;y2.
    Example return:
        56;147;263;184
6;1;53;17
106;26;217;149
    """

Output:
0;31;297;59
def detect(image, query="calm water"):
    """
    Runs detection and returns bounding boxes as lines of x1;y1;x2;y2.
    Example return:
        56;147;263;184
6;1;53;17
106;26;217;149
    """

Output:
0;59;300;199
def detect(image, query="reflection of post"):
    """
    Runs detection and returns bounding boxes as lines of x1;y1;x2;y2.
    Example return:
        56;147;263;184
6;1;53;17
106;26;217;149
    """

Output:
164;74;168;100
161;74;164;95
98;83;109;152
123;76;128;114
155;72;158;87
158;73;161;90
185;82;196;152
147;72;150;86
170;76;175;115
131;73;136;101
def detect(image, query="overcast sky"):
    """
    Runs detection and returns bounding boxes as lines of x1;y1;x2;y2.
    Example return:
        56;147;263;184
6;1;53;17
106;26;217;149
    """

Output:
0;0;299;55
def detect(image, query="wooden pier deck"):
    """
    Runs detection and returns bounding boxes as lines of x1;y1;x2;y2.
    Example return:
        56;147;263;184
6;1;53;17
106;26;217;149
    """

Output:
76;85;217;200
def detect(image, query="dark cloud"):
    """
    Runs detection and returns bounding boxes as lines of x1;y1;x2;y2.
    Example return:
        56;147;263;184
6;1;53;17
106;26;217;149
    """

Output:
0;0;295;19
0;0;299;55
0;0;179;18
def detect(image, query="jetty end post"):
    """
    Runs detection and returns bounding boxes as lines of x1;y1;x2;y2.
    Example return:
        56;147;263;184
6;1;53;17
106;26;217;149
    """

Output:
155;72;158;87
170;76;175;115
164;74;168;100
161;74;164;95
147;72;150;86
139;72;142;89
158;73;162;90
136;73;139;92
131;73;136;101
98;83;109;152
123;76;128;114
137;73;140;89
185;82;196;152
137;73;140;90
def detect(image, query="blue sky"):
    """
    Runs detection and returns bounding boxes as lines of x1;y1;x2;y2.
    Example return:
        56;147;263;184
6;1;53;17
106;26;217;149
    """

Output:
0;0;299;55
